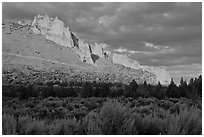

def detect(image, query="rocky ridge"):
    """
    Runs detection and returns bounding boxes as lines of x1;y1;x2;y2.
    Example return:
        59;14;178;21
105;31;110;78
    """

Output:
112;53;171;85
31;15;107;65
2;15;171;85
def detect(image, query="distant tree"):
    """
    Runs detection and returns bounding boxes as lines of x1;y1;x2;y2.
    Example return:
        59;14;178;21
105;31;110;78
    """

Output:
19;85;29;100
178;77;188;97
187;78;196;96
166;78;180;98
41;85;55;98
197;75;202;95
123;79;138;97
187;75;202;96
137;82;150;98
150;82;165;99
93;86;100;97
194;75;202;95
18;85;39;99
110;86;124;97
66;87;77;97
80;82;94;98
99;83;110;97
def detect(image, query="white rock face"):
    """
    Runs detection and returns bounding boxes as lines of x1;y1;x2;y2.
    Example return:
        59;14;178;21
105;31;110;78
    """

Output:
30;15;105;65
113;53;140;69
90;43;105;58
112;53;171;85
141;66;171;85
75;40;94;65
31;15;73;48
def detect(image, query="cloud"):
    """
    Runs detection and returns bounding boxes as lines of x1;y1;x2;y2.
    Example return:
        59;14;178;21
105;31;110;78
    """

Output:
143;42;169;49
114;47;153;55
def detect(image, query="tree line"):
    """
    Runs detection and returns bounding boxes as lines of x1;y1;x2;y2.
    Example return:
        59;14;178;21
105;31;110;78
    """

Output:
3;75;202;100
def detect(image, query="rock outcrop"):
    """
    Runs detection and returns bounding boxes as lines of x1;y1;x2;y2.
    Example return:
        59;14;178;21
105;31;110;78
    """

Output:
112;53;171;85
140;66;171;85
31;15;74;48
112;53;140;69
31;15;106;65
30;15;171;85
18;19;32;26
75;40;94;64
90;43;105;58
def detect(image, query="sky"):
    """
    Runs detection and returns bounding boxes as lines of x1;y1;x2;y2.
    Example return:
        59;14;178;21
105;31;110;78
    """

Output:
2;2;202;84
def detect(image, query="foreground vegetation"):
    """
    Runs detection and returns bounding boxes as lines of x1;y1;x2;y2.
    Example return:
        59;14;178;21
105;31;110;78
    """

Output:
2;75;202;135
3;96;202;135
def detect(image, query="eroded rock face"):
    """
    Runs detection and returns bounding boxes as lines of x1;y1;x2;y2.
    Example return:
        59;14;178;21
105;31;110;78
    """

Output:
31;15;106;65
112;53;171;85
141;66;171;85
90;43;105;58
75;40;94;65
113;53;140;69
31;15;74;48
30;14;171;85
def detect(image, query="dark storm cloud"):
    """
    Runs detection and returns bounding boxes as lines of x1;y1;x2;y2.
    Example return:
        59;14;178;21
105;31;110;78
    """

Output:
2;2;202;81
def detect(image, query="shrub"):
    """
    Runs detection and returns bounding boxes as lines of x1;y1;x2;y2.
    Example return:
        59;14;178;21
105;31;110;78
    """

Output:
47;118;80;135
137;115;163;134
16;116;45;135
83;112;103;135
122;113;163;135
2;113;17;135
98;100;131;134
2;97;202;135
164;106;202;135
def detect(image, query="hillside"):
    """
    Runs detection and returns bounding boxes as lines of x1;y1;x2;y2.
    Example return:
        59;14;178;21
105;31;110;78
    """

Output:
2;15;171;85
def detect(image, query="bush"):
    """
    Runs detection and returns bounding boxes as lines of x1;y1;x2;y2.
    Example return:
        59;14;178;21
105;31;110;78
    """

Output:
164;106;202;135
2;113;17;135
98;100;131;134
2;98;202;135
82;112;103;135
122;113;163;135
47;118;81;135
16;116;45;135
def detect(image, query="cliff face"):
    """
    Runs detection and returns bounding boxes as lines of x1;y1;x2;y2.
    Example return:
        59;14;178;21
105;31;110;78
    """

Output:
90;43;105;58
30;15;171;85
31;15;105;65
76;40;94;64
31;15;74;48
112;53;140;69
112;53;171;85
141;66;171;85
